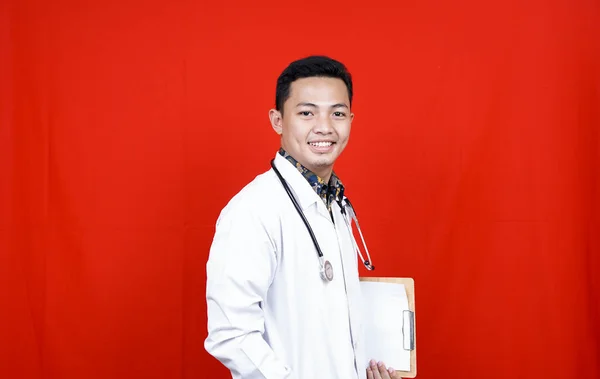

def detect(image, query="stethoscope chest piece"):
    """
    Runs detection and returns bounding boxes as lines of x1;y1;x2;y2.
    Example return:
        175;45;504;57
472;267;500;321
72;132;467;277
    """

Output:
320;259;334;282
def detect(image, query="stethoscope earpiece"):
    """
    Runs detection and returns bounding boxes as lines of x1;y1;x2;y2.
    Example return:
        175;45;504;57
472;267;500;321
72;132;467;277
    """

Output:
341;198;375;272
364;261;375;271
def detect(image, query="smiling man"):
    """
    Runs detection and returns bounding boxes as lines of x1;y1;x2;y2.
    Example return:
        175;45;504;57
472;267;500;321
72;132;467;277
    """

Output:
270;74;352;183
204;56;401;379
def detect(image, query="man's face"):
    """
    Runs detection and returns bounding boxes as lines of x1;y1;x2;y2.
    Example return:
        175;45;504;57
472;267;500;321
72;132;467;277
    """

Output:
270;76;354;181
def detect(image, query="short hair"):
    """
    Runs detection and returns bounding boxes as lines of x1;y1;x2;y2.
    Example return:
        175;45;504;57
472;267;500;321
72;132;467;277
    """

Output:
275;55;353;114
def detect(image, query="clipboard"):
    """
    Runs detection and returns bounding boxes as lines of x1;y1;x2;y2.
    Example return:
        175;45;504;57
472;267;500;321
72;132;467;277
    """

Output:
360;277;417;378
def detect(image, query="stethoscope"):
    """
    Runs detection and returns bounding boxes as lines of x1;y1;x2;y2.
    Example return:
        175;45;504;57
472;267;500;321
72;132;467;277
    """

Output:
271;159;375;282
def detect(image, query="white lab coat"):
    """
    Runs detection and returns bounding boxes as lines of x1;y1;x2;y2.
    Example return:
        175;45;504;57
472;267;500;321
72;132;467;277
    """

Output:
205;152;368;379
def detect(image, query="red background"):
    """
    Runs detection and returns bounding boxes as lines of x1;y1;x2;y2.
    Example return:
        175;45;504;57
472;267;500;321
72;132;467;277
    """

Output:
1;0;599;378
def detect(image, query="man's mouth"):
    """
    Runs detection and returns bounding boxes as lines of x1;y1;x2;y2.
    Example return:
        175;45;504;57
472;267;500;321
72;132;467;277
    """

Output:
309;141;334;148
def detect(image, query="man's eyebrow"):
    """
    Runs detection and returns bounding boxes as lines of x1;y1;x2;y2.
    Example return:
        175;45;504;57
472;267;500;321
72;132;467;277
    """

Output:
295;102;349;109
330;103;349;109
296;102;317;108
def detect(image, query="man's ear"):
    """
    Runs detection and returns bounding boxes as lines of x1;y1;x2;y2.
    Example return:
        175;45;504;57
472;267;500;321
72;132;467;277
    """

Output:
269;109;283;135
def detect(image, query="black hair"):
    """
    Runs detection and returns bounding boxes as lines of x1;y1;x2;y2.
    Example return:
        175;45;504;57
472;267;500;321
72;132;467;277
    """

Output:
275;55;353;114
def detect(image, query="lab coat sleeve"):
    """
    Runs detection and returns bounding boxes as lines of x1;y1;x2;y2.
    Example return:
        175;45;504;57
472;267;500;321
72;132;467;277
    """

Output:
204;202;295;379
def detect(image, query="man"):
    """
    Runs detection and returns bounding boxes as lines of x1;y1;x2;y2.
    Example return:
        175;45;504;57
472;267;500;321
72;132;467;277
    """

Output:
204;55;401;379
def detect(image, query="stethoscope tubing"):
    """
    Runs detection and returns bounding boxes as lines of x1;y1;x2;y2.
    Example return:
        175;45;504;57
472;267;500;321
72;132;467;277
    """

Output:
270;158;375;272
270;158;326;259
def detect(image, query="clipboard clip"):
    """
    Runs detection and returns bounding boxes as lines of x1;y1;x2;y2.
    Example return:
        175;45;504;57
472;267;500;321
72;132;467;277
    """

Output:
402;310;415;351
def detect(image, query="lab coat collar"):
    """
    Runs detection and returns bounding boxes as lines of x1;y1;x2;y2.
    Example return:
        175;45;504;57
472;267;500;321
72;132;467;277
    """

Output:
272;152;326;213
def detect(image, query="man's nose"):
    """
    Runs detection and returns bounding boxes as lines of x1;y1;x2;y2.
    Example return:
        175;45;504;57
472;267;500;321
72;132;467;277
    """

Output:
312;114;333;134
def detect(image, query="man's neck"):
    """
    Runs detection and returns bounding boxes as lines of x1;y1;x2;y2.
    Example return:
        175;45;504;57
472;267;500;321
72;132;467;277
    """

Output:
316;168;333;184
278;148;345;212
278;149;332;184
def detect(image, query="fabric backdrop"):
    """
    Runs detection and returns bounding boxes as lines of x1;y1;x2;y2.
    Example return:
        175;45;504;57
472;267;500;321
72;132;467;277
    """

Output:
1;0;599;378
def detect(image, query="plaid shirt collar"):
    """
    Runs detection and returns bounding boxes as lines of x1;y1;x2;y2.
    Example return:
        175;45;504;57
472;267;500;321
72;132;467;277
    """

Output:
278;148;345;211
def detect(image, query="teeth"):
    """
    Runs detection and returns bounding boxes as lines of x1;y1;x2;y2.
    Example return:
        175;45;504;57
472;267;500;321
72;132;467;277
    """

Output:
311;142;333;147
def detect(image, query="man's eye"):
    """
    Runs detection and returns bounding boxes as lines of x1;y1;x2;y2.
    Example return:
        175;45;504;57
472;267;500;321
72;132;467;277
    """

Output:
333;112;346;117
299;111;312;116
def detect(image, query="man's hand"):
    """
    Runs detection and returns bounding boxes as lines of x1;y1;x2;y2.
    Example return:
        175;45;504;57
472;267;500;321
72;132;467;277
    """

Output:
366;359;403;379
